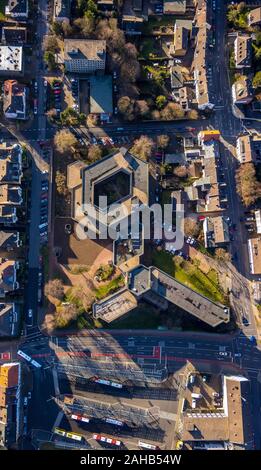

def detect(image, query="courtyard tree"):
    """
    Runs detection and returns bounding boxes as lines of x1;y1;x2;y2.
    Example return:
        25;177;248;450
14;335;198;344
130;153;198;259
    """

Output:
55;171;68;196
184;217;200;238
160;102;185;120
117;96;135;121
73;15;95;37
215;248;232;263
87;145;102;163
131;135;154;161
43;51;56;71
54;129;77;154
44;279;64;300
43;35;59;53
156;95;167;110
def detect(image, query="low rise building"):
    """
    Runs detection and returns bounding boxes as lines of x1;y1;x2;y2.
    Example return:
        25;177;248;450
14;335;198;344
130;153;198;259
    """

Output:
0;303;19;337
234;35;252;69
5;0;28;21
0;46;23;76
178;373;253;450
172;23;190;56
247;237;261;275
236;134;261;164
163;0;186;14
192;0;214;110
0;207;18;226
3;80;28;120
0;362;22;448
232;76;253;105
0;231;21;252
63;39;106;74
0;143;23;185
2;27;27;45
89;75;113;120
0;185;22;207
248;7;261;27
203;216;230;248
0;259;19;297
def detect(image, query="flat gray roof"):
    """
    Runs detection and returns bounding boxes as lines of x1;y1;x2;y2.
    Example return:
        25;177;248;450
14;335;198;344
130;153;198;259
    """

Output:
89;75;113;114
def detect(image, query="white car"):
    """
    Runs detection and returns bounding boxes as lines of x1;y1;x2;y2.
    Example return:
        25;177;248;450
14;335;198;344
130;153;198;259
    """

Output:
234;353;241;358
44;80;48;87
186;237;192;244
190;238;195;245
219;351;228;356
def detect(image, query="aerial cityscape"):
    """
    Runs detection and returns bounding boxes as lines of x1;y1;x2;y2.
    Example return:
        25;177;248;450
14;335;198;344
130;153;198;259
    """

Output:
0;0;260;456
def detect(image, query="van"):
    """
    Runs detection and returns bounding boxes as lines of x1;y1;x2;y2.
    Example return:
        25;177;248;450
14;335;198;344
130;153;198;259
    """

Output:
192;399;196;409
189;374;195;384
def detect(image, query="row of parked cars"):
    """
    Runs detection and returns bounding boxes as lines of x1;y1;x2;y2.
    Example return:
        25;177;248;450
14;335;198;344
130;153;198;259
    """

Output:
39;179;48;244
52;80;62;116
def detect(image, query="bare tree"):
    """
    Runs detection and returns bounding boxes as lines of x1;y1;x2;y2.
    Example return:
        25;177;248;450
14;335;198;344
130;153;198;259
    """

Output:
235;162;261;206
55;170;68;196
184;217;200;237
44;279;64;300
54;129;77;154
43;35;59;53
215;248;232;262
87;145;102;163
160;102;185;120
131;135;154;161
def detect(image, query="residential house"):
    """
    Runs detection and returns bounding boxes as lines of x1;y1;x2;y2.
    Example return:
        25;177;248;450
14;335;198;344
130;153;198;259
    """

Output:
3;80;28;120
63;39;106;74
232;76;253;105
236;134;261;164
171;20;192;57
53;0;71;23
0;143;23;185
248;7;261;27
0;186;23;207
0;303;19;337
122;15;144;35
234;35;252;69
192;0;214;110
0;259;19;297
0;231;20;252
0;363;22;448
248;237;261;275
0;46;24;76
163;0;186;14
177;86;195;111
203;216;230;248
0;207;18;225
2;27;27;45
5;0;28;21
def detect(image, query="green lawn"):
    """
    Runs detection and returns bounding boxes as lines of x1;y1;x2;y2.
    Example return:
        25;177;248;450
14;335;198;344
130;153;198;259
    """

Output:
95;275;125;300
151;249;227;304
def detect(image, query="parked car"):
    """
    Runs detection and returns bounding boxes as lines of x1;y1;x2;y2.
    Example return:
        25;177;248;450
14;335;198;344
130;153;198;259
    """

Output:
33;99;38;115
27;309;33;326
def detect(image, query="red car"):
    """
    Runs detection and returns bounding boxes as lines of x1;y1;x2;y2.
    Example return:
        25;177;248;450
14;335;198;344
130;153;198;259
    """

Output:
54;89;61;95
